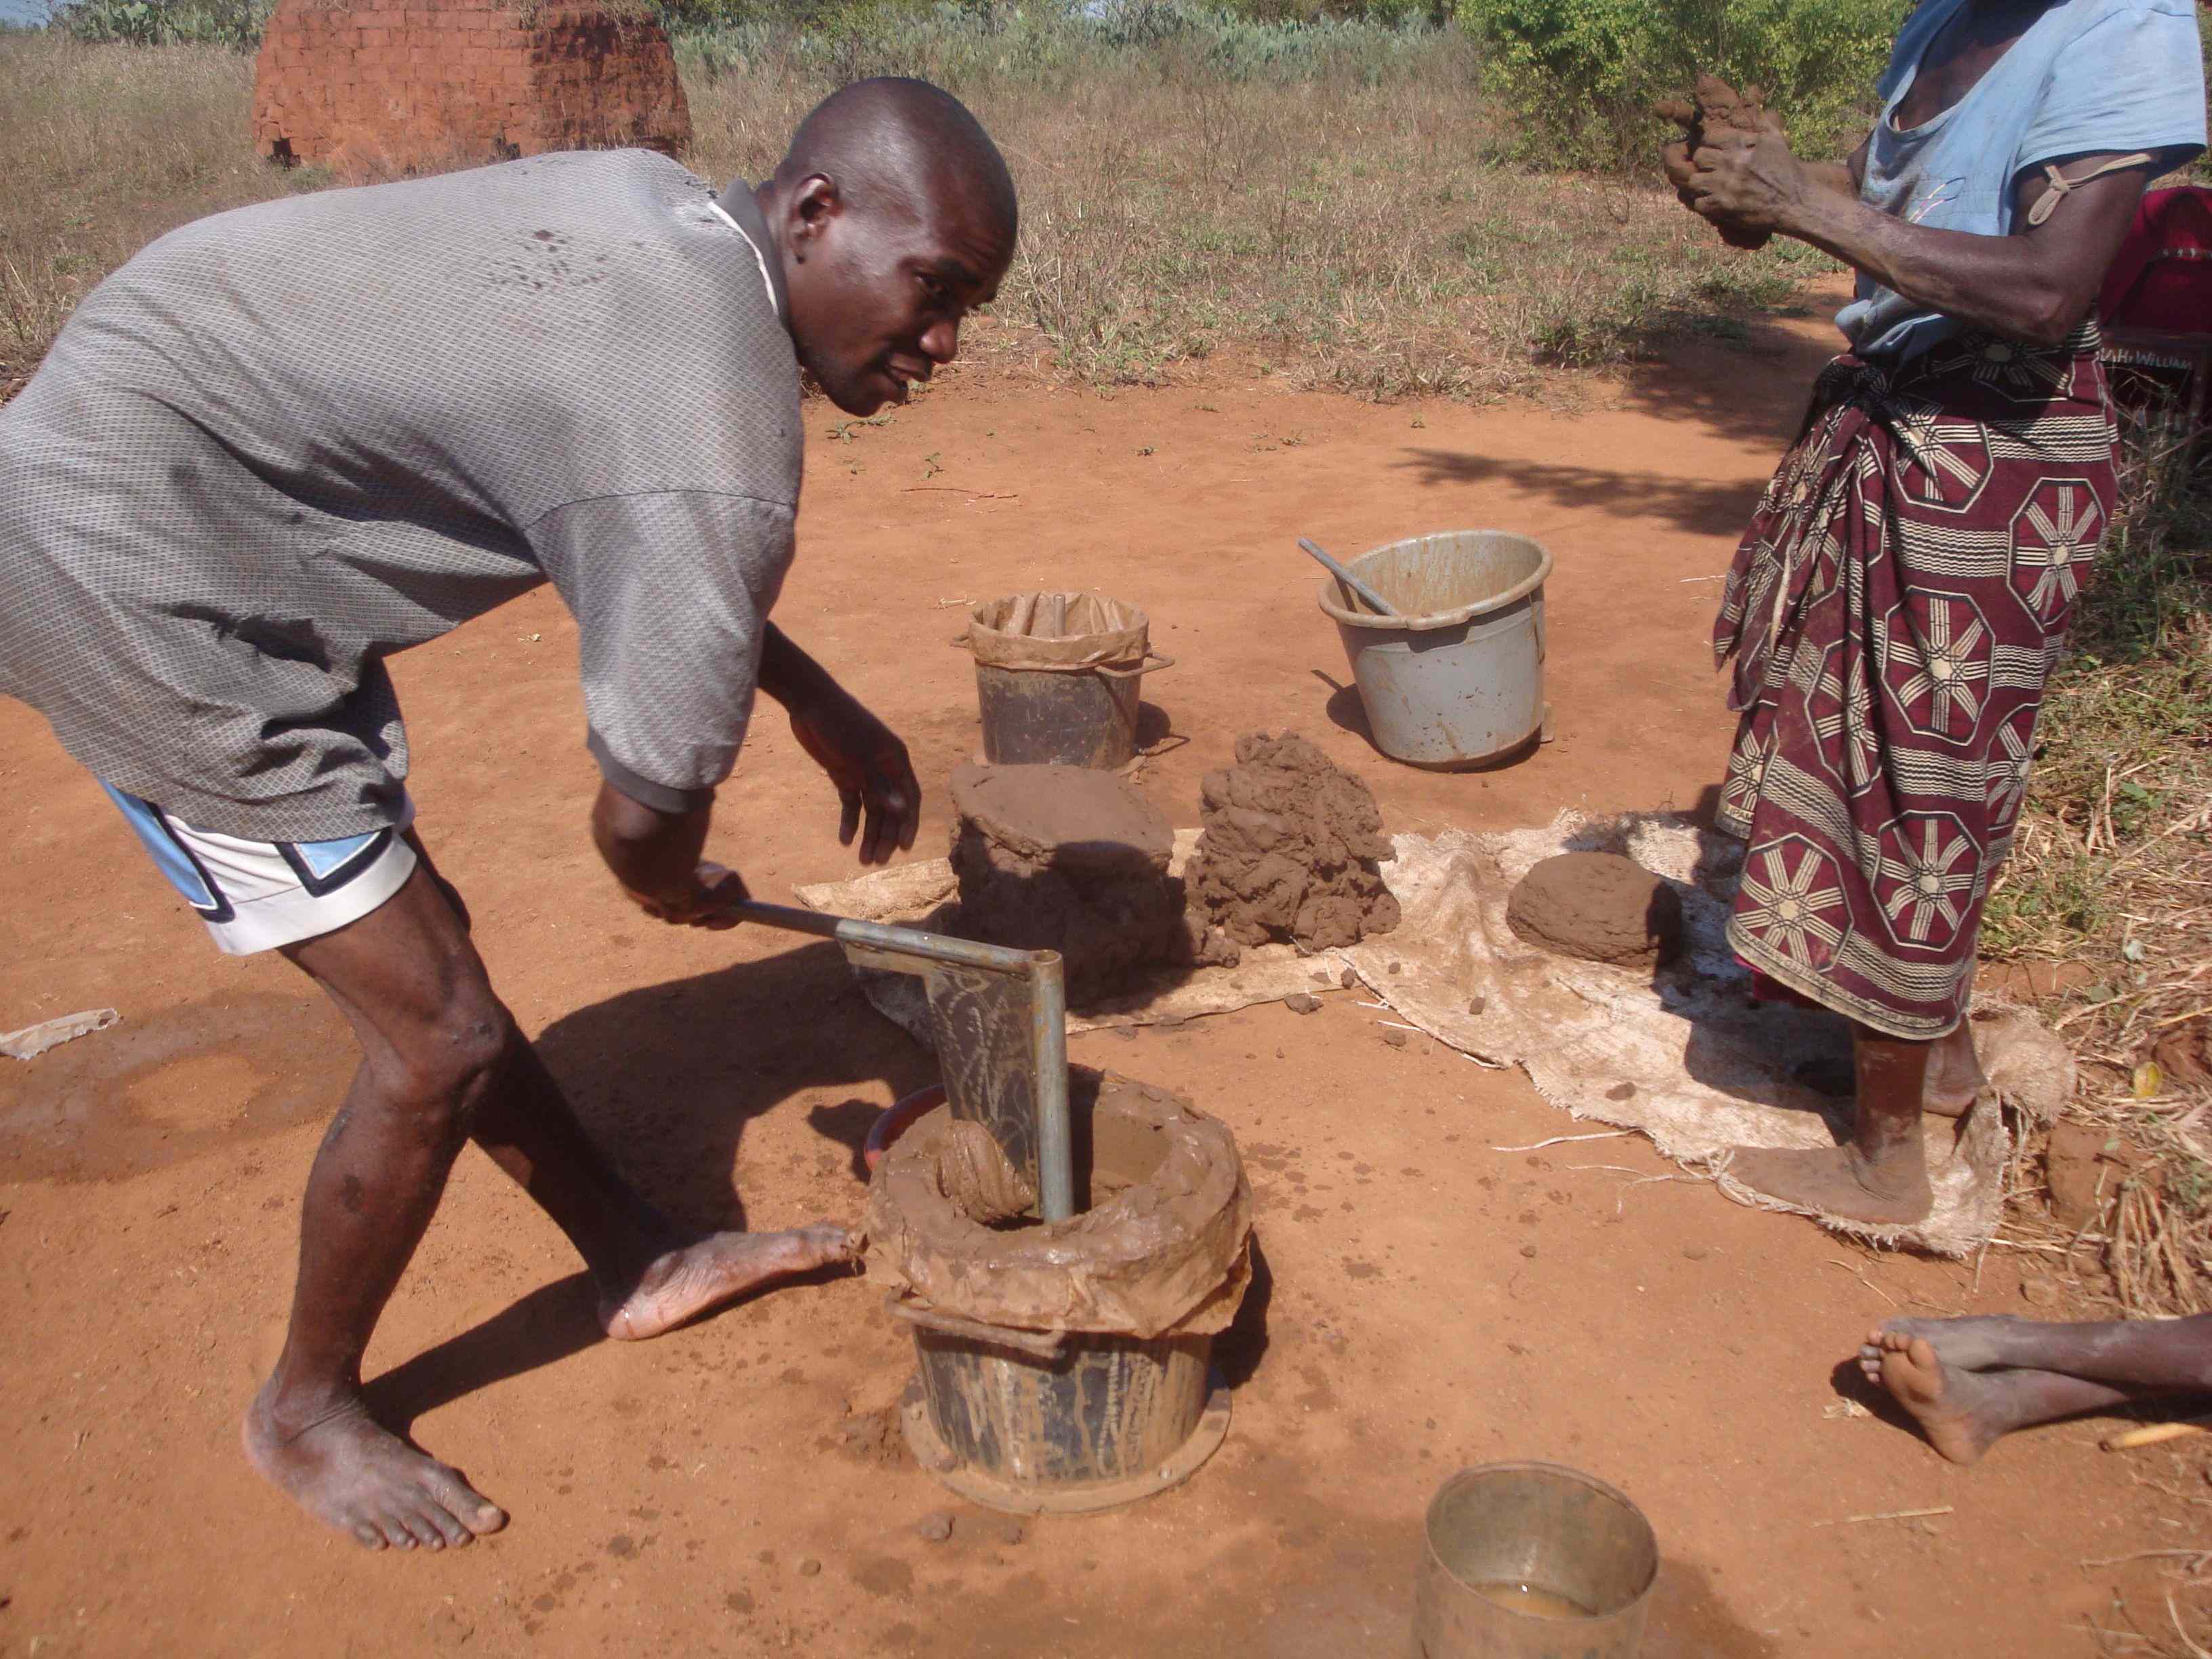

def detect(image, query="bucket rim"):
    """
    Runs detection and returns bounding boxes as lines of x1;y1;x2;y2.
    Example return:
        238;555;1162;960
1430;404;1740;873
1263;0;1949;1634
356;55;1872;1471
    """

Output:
1316;530;1553;632
1421;1460;1660;1618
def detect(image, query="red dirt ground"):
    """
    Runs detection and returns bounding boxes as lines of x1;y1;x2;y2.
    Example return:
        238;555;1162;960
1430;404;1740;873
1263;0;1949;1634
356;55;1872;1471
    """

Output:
3;283;2198;1657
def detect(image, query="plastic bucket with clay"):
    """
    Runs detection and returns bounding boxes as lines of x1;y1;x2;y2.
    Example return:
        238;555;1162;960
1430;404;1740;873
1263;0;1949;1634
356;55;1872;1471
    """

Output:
861;1071;1251;1513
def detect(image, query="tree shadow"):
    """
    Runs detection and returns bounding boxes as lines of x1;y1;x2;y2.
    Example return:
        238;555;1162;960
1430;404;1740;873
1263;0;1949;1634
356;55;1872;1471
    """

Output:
1395;447;1765;540
1609;308;1837;451
1392;304;1841;539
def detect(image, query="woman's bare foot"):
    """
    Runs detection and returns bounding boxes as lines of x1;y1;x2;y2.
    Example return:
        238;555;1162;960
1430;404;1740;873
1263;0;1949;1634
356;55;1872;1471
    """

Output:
243;1385;508;1551
1727;1140;1933;1225
1864;1330;2018;1464
598;1223;854;1342
1924;1021;1986;1118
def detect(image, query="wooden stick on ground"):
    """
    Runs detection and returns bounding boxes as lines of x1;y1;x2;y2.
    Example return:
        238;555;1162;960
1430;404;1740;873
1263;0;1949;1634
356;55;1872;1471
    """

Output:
2103;1421;2211;1452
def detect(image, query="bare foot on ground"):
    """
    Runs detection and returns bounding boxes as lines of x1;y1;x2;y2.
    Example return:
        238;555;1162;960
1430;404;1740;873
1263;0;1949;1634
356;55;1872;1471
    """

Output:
1858;1315;2024;1375
1726;1143;1932;1225
599;1223;854;1342
1924;1022;1986;1119
243;1386;508;1551
1862;1329;2014;1464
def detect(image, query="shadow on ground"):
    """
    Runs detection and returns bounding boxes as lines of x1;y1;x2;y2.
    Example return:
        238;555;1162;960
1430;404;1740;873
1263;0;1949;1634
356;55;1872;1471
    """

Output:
530;938;937;1232
1394;306;1837;537
1396;447;1766;539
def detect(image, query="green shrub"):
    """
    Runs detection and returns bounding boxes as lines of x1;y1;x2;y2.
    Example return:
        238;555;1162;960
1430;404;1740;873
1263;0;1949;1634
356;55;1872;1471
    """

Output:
1457;0;1909;170
53;0;272;48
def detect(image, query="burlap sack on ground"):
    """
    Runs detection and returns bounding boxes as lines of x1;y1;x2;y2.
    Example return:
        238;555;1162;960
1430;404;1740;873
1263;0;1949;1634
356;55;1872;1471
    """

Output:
962;591;1150;671
800;811;2072;1256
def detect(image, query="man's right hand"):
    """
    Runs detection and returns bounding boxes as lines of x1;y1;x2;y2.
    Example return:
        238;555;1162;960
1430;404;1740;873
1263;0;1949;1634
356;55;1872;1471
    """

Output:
590;782;750;929
624;858;751;929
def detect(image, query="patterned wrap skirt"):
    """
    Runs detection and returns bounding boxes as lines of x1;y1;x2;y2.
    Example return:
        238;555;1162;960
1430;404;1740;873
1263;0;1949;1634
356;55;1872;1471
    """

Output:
1713;325;2118;1039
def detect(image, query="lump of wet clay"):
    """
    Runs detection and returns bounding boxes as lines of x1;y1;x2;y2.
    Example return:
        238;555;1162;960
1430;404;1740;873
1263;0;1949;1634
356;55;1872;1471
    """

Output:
1505;852;1683;968
949;763;1185;1000
1185;732;1399;951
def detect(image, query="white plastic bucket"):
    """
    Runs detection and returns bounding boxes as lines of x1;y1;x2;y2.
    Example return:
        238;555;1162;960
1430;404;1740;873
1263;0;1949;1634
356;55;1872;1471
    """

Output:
1317;530;1551;769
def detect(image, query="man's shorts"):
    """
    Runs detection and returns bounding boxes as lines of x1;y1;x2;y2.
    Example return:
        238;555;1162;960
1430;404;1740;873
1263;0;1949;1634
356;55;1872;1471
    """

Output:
103;785;417;956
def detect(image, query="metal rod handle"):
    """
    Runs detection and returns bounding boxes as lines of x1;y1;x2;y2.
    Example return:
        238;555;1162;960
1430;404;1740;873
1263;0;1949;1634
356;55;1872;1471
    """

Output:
1298;536;1400;618
732;899;1042;977
735;897;1077;1224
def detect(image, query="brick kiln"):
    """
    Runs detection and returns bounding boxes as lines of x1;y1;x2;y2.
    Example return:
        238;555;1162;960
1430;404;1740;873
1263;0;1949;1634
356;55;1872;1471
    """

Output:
252;0;691;176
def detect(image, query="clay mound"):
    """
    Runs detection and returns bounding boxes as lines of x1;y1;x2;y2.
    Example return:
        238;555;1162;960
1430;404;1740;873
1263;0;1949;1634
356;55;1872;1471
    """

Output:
861;1071;1252;1340
949;764;1172;872
949;763;1185;1000
1505;851;1683;968
1185;732;1399;952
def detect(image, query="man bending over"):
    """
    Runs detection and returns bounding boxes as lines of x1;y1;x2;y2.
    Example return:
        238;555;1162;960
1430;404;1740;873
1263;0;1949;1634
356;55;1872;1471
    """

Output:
0;79;1017;1549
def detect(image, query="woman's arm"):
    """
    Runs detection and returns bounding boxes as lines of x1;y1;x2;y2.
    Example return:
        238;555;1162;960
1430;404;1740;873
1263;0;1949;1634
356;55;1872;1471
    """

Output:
1683;132;2152;344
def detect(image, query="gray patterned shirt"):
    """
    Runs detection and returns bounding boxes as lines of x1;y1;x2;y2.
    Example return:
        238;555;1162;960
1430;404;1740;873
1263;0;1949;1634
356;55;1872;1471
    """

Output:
0;150;801;840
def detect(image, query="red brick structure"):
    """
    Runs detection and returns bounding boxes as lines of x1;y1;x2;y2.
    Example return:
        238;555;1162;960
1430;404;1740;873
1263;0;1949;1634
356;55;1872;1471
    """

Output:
252;0;691;176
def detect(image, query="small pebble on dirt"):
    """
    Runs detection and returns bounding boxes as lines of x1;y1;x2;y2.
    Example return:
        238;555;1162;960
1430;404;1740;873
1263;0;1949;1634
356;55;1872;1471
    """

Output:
1382;1027;1409;1048
2020;1279;2058;1307
1339;967;1357;989
917;1511;954;1542
1682;1246;1708;1261
1311;969;1333;986
1605;1082;1637;1101
1275;1048;1286;1059
1285;993;1322;1015
1467;995;1486;1016
1519;1244;1538;1259
798;1558;822;1578
1387;961;1402;975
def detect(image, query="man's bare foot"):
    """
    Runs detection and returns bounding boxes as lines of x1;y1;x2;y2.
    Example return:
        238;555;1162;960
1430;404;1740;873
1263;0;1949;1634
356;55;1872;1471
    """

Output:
1727;1141;1933;1225
1864;1330;2016;1463
1924;1021;1986;1119
243;1384;508;1551
1858;1315;2025;1376
599;1223;854;1341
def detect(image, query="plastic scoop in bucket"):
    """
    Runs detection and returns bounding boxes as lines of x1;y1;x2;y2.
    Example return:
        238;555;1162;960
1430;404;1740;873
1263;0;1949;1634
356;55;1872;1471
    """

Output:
730;900;1074;1221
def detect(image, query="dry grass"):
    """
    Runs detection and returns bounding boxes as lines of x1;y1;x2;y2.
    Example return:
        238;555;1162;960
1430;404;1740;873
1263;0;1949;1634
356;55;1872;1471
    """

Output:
680;27;1830;398
0;33;304;400
1;23;1831;406
1982;405;2212;1319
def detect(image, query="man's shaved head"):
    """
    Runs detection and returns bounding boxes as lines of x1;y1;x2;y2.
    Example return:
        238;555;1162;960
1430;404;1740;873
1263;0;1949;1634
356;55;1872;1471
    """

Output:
753;79;1019;415
773;77;1017;242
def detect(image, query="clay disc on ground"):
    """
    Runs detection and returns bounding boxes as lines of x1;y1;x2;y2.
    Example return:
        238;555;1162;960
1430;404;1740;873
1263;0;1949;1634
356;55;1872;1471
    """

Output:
1505;851;1684;968
950;763;1173;872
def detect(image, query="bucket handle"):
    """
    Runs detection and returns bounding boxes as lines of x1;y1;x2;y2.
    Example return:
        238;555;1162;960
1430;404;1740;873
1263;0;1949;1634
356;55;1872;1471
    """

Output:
1094;652;1175;680
950;640;1175;678
885;1295;1069;1358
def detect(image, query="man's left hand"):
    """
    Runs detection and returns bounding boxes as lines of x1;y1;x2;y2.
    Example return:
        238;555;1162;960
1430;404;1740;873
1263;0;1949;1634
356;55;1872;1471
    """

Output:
787;687;920;865
1685;127;1811;236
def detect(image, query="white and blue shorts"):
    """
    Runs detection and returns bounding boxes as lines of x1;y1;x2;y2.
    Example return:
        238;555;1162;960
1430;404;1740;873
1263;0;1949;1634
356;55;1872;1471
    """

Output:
104;785;418;956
